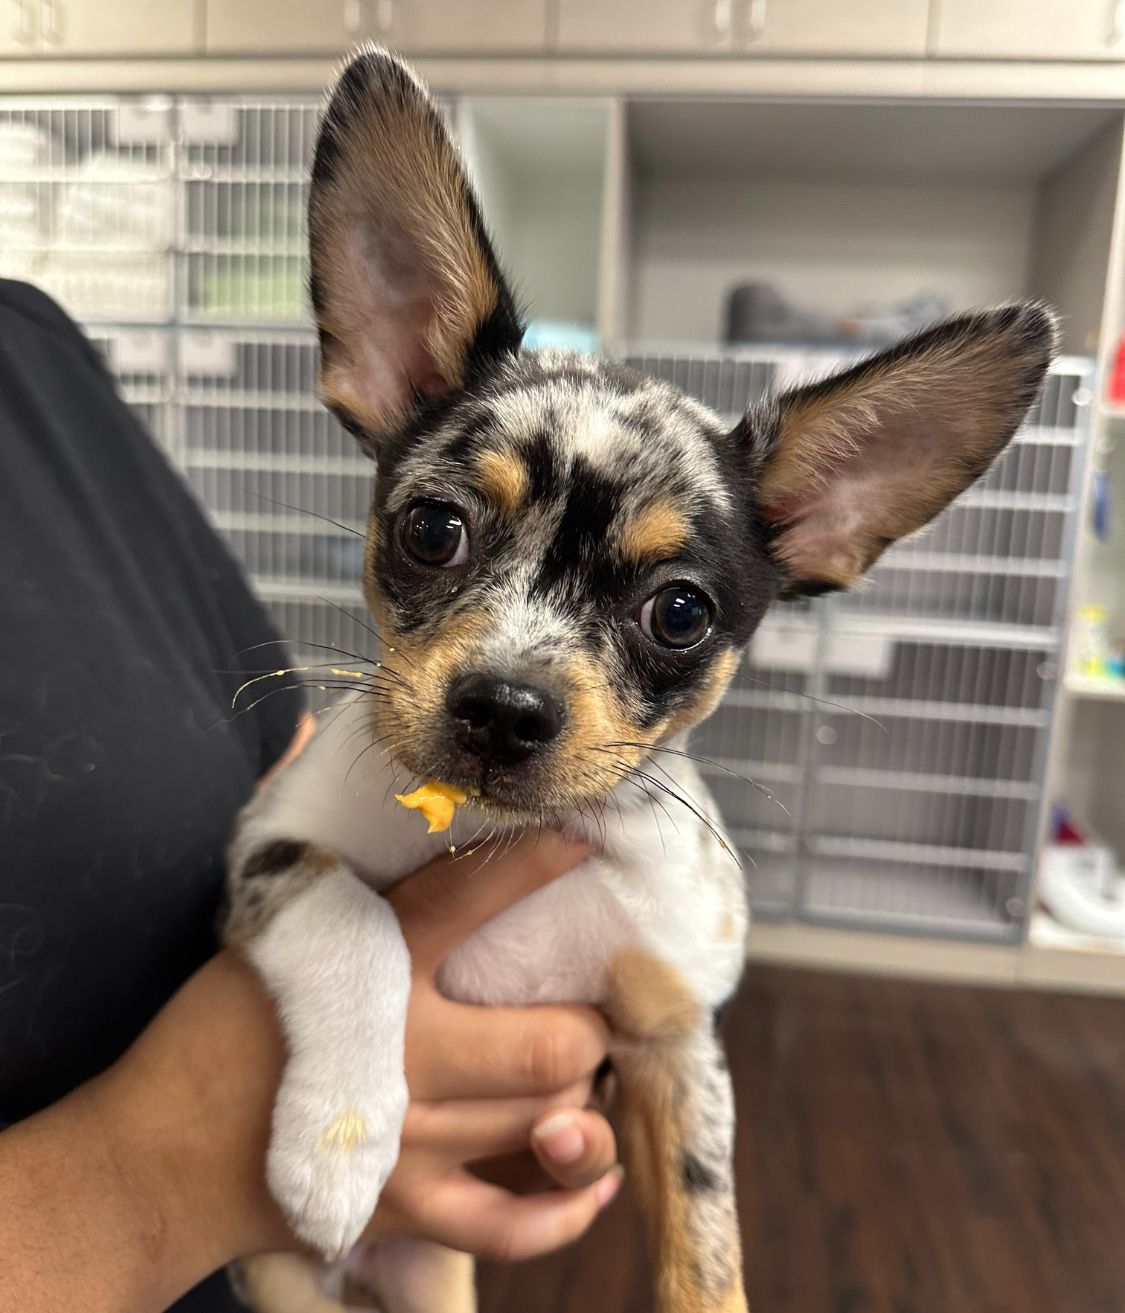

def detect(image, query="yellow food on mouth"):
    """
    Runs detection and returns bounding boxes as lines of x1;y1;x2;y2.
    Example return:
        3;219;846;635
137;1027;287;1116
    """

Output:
395;780;472;834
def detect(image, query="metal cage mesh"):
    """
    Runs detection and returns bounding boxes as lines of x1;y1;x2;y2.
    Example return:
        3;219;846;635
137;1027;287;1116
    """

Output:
0;94;1094;942
629;344;1091;938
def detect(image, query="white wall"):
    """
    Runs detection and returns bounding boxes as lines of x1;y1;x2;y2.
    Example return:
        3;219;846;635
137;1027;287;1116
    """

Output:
504;163;603;326
1029;120;1124;357
630;172;1035;344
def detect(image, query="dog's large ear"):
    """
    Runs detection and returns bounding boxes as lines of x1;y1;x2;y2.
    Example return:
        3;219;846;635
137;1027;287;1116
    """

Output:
308;47;522;451
738;303;1057;596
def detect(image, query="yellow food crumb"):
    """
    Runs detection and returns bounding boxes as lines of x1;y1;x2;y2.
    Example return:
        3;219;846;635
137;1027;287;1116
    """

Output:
395;780;471;833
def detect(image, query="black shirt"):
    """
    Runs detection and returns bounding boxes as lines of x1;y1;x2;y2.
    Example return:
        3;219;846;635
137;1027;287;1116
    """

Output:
0;281;303;1310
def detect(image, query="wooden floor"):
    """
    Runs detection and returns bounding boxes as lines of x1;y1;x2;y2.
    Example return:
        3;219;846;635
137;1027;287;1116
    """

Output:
478;964;1125;1313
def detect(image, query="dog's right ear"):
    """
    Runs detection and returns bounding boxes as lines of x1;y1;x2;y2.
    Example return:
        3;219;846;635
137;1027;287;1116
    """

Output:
309;47;522;454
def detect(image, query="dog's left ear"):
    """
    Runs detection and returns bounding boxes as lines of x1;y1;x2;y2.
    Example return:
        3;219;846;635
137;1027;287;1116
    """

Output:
308;47;522;451
737;302;1057;596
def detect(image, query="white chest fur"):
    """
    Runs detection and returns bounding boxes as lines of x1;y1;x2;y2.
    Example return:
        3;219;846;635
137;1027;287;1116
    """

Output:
248;695;749;1016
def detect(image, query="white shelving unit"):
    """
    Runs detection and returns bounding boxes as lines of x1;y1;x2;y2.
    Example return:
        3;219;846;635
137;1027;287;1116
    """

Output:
626;345;1091;940
0;96;175;320
1065;673;1125;701
614;100;1122;353
457;96;611;340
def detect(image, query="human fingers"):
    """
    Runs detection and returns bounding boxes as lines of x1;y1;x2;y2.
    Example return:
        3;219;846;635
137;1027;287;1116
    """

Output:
388;831;589;972
407;997;608;1101
418;1168;623;1262
401;1077;593;1161
530;1107;619;1191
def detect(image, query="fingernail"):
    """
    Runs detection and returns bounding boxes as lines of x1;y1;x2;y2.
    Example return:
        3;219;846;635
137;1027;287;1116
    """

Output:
533;1112;585;1164
596;1164;625;1207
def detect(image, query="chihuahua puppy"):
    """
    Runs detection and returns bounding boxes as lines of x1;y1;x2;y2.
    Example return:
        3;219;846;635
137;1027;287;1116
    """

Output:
224;46;1055;1313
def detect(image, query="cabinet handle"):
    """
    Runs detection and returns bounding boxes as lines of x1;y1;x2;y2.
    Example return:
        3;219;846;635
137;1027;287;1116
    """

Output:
14;0;36;44
746;0;768;42
40;0;60;45
373;0;394;34
343;0;362;34
712;0;732;38
1111;0;1125;45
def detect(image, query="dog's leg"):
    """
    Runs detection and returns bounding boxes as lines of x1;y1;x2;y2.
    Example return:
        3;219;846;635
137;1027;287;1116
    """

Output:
344;1240;475;1313
226;839;411;1260
608;952;747;1313
232;1253;348;1313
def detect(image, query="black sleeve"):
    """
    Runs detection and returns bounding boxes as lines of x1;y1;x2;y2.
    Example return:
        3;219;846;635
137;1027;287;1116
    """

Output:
0;279;306;1313
0;277;306;1116
1;279;305;774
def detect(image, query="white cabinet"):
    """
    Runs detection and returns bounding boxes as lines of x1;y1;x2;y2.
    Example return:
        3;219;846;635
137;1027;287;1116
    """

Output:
0;0;36;53
205;0;360;55
557;0;926;56
380;0;548;54
2;0;197;54
207;0;547;55
741;0;929;57
555;0;735;55
932;0;1125;60
39;0;197;54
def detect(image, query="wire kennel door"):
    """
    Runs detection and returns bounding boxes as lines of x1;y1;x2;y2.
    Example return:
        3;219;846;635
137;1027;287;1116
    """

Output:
0;97;175;321
0;92;375;685
177;323;377;667
629;346;1092;941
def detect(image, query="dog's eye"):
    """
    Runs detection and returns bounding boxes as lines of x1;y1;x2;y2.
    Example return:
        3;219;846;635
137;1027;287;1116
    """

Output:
639;585;714;650
402;501;469;567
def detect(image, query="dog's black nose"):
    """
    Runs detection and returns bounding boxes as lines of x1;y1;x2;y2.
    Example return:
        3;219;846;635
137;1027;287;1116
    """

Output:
446;673;564;766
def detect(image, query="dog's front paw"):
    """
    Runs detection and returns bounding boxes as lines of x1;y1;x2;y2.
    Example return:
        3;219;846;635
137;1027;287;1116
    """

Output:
267;1070;408;1259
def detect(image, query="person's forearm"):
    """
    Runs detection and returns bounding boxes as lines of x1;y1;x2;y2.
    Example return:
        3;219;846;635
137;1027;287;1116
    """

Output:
0;1078;170;1312
0;955;291;1313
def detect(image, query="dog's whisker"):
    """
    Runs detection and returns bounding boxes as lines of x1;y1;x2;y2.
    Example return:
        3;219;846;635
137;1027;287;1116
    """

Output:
243;488;368;541
601;740;790;815
226;681;331;720
735;673;887;733
313;595;420;672
347;730;405;786
231;665;388;707
232;638;381;669
614;757;679;839
619;765;740;867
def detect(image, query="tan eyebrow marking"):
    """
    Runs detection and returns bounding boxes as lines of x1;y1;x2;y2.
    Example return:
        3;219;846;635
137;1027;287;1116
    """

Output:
476;449;529;515
619;499;691;564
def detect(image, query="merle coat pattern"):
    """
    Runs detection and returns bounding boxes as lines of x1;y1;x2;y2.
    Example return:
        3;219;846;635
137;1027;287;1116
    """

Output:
225;46;1056;1313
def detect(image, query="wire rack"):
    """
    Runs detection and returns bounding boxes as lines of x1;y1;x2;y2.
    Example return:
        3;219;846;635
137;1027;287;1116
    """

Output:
0;98;175;321
0;94;1095;942
629;345;1092;939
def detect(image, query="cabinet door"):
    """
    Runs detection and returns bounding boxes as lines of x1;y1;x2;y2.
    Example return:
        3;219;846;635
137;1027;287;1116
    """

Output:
0;0;39;53
741;0;929;56
205;0;359;54
556;0;735;54
932;0;1125;60
43;0;197;54
379;0;548;53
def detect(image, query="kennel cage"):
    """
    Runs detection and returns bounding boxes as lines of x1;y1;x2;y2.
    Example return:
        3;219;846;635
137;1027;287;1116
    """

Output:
0;94;1094;942
628;348;1092;938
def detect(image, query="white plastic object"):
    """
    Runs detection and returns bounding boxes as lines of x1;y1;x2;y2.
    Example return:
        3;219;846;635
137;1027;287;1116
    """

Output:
1039;843;1125;938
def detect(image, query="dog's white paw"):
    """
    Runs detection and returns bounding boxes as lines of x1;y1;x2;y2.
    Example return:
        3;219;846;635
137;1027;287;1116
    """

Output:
267;1071;408;1260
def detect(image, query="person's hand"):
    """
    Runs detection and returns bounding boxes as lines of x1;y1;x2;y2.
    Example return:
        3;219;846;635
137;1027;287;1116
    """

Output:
21;826;620;1313
368;830;621;1260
